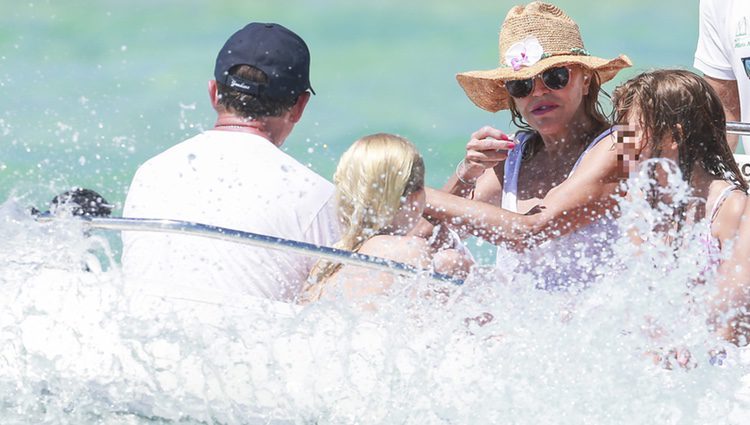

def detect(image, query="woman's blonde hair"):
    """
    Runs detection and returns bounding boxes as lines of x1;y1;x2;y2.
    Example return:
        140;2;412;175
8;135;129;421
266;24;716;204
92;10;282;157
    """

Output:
301;133;425;302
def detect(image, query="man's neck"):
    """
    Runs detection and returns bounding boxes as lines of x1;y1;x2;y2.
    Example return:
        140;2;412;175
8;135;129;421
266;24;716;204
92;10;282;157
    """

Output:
213;114;276;144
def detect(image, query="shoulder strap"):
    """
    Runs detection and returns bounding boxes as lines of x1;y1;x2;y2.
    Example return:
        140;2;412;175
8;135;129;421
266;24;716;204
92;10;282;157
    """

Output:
501;131;532;212
709;184;744;224
569;127;616;176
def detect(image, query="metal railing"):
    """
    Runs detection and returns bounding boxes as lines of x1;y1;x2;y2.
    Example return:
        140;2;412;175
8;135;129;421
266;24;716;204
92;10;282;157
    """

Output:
727;121;750;136
35;215;464;285
32;121;749;285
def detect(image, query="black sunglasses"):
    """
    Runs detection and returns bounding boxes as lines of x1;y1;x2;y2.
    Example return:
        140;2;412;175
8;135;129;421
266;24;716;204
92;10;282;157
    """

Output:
504;67;571;98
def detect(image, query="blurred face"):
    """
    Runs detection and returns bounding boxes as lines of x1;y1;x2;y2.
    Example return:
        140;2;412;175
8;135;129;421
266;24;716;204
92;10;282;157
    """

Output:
616;108;678;177
390;188;425;235
627;109;678;162
614;109;644;177
509;66;592;137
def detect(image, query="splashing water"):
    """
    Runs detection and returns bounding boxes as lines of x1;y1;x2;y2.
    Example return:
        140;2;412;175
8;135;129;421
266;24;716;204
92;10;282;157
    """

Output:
1;163;750;424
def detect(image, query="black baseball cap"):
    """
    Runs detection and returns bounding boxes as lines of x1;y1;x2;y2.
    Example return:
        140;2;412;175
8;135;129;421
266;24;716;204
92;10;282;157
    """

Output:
214;22;315;99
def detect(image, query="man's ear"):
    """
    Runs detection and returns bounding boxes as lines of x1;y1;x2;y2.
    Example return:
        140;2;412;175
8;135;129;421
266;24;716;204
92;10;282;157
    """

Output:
289;92;311;123
208;80;219;109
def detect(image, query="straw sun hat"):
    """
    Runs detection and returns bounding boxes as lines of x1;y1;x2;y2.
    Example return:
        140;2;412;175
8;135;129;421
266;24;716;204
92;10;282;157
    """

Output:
456;1;632;112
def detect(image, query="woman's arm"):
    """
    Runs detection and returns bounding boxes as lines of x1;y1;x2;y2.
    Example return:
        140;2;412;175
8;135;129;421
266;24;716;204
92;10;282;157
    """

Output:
411;164;504;239
410;126;511;239
444;126;514;200
703;76;741;151
424;135;622;250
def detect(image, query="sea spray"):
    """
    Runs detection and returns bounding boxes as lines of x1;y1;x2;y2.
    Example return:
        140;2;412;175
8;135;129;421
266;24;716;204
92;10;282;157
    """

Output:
0;162;749;424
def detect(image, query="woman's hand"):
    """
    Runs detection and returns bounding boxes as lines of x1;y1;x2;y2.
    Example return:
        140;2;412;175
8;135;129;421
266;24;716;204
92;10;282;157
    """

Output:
459;126;516;184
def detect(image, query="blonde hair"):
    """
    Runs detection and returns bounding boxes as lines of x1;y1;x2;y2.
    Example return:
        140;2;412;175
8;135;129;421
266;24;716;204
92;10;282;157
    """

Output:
302;133;425;302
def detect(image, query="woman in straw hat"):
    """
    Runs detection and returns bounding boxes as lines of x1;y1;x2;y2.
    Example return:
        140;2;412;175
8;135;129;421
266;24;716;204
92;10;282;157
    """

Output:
417;2;632;289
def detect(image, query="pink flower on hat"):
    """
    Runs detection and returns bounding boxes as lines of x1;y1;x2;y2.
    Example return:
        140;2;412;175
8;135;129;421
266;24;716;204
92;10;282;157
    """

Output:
504;36;544;71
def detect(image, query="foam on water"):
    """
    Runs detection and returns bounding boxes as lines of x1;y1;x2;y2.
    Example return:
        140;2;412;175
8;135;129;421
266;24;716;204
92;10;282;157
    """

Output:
1;165;750;424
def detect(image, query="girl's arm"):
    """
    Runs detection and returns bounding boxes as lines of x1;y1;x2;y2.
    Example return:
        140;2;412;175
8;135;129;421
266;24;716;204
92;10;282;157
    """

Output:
713;197;750;345
424;134;622;250
711;190;747;249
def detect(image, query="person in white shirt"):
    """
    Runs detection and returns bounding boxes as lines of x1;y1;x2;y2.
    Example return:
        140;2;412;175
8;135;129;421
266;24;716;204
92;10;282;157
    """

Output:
122;22;339;303
694;0;750;153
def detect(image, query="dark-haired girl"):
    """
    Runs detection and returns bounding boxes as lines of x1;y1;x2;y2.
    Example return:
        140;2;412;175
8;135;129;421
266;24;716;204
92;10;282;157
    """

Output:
612;69;748;257
613;69;750;345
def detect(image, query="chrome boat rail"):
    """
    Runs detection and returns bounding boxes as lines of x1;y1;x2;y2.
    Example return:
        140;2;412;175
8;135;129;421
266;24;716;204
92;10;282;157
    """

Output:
727;121;750;136
34;122;748;286
36;215;464;285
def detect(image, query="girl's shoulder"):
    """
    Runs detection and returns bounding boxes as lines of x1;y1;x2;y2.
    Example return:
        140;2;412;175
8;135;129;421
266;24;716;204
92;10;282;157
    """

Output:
709;181;748;243
564;130;622;183
358;235;432;268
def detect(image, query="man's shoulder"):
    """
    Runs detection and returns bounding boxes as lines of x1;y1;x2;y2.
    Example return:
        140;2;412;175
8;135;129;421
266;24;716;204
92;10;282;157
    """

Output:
124;131;245;211
133;132;211;172
698;0;738;33
700;0;732;16
124;131;334;216
253;140;334;193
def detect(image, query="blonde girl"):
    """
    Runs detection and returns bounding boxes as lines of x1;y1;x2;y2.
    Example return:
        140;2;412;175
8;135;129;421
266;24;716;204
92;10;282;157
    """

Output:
302;133;467;302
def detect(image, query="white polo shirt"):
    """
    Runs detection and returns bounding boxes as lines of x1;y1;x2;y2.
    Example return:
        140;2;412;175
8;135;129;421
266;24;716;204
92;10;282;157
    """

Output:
122;130;339;302
694;0;750;152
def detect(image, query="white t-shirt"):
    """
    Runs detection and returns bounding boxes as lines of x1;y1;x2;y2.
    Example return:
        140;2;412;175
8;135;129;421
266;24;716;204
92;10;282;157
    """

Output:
694;0;750;153
121;130;340;302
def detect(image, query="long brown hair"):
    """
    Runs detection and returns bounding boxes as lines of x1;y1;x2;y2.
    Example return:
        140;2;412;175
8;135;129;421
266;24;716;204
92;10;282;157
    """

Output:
613;69;747;190
612;69;748;227
508;67;611;160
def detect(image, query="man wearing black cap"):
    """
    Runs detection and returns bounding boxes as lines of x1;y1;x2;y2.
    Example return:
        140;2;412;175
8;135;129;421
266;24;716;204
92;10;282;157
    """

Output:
122;23;339;303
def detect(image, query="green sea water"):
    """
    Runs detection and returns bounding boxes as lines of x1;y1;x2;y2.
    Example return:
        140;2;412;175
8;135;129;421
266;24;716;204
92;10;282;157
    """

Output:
0;0;700;260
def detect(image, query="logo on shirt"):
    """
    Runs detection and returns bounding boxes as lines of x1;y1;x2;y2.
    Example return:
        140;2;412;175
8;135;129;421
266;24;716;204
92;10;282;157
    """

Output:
743;57;750;79
738;17;748;37
736;17;750;48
